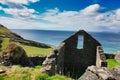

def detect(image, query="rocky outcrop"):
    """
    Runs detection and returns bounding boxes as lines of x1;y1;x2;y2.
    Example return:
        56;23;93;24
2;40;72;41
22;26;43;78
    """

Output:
79;65;120;80
115;51;120;63
40;49;58;75
110;66;120;80
0;43;33;67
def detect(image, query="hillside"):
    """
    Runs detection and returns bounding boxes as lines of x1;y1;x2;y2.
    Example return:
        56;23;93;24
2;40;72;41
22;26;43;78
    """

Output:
0;24;52;56
0;24;51;48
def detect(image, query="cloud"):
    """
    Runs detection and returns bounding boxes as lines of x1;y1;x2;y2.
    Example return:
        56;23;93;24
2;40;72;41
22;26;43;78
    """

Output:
0;0;40;5
2;8;37;18
0;4;120;32
38;4;120;32
80;4;100;16
0;0;39;18
0;16;63;30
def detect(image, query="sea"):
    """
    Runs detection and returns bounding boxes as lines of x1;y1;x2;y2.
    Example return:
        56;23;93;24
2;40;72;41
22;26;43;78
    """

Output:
11;29;120;53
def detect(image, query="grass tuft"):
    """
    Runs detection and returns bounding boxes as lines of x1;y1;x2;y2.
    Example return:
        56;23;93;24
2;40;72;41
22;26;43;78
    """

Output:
107;59;120;69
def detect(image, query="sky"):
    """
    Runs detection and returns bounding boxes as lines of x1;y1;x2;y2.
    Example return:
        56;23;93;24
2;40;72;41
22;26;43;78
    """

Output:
0;0;120;32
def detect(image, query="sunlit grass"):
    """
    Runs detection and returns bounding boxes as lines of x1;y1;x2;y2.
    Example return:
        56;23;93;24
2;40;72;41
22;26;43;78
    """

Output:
0;66;72;80
107;59;120;69
21;44;53;56
0;25;11;33
1;38;10;50
0;38;53;56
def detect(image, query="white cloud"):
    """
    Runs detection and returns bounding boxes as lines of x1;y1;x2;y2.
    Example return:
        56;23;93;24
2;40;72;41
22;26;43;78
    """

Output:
0;17;63;30
0;0;40;5
0;4;120;32
0;0;39;18
39;4;120;32
80;4;100;16
3;8;36;18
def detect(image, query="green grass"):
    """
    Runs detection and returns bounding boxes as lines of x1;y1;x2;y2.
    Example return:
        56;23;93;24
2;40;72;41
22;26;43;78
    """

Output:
0;38;53;56
107;59;120;69
1;38;10;50
0;66;71;80
0;25;11;33
21;44;53;56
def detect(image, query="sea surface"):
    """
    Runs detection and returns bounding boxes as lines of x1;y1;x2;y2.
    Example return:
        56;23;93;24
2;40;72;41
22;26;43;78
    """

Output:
11;29;120;53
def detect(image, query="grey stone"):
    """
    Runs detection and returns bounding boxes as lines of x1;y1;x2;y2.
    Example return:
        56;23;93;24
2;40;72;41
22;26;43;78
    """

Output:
79;66;115;80
110;66;120;80
115;51;120;63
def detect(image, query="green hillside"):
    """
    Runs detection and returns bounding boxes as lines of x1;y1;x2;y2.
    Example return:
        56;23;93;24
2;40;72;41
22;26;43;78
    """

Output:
0;24;52;56
0;24;11;33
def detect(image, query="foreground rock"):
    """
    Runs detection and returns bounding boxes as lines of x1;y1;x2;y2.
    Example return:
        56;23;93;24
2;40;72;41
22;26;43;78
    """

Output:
0;43;33;67
115;51;120;63
79;66;115;80
110;66;120;80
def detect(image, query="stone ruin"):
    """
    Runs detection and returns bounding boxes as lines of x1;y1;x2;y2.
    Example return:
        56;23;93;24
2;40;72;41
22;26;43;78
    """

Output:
40;30;107;79
0;30;119;79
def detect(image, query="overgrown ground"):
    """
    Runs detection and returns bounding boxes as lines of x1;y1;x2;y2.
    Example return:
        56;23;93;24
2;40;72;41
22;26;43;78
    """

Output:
0;65;71;80
0;38;72;80
107;59;120;69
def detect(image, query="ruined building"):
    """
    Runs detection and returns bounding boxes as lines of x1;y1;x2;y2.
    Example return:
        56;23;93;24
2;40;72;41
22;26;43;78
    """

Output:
41;30;107;79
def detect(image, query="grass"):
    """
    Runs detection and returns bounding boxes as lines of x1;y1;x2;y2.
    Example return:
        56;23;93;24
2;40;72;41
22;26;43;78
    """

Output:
0;25;11;33
0;38;53;56
107;59;120;69
1;38;10;50
0;65;71;80
21;44;53;56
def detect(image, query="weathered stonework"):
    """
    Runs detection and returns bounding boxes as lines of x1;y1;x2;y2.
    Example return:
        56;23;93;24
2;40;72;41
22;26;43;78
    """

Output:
29;56;46;65
105;53;115;59
115;51;120;63
41;30;107;79
79;66;115;80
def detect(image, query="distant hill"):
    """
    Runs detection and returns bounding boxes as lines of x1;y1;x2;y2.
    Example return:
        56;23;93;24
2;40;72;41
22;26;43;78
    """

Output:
0;24;50;48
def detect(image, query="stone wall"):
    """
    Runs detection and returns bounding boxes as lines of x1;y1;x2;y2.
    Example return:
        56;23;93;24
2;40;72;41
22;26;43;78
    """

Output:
79;66;115;80
29;56;46;65
63;30;103;77
105;53;115;59
41;30;107;79
40;43;65;75
96;46;107;67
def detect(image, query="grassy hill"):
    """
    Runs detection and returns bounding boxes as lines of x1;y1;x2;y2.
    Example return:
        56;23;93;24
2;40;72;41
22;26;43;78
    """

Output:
0;24;11;33
0;24;52;56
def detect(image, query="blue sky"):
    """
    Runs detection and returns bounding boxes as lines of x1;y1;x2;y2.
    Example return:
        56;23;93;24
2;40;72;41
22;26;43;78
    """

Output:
0;0;120;32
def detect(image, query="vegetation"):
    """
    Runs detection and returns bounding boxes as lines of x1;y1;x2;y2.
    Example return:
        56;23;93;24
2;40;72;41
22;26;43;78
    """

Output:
0;38;52;56
21;44;52;56
0;66;71;80
1;38;10;50
0;25;11;33
107;59;120;69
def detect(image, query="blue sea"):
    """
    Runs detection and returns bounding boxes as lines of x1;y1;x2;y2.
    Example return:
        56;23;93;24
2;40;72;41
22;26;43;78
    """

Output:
11;29;120;53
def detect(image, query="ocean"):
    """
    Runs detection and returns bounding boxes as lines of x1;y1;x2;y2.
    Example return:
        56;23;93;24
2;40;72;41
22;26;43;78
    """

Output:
11;29;120;53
